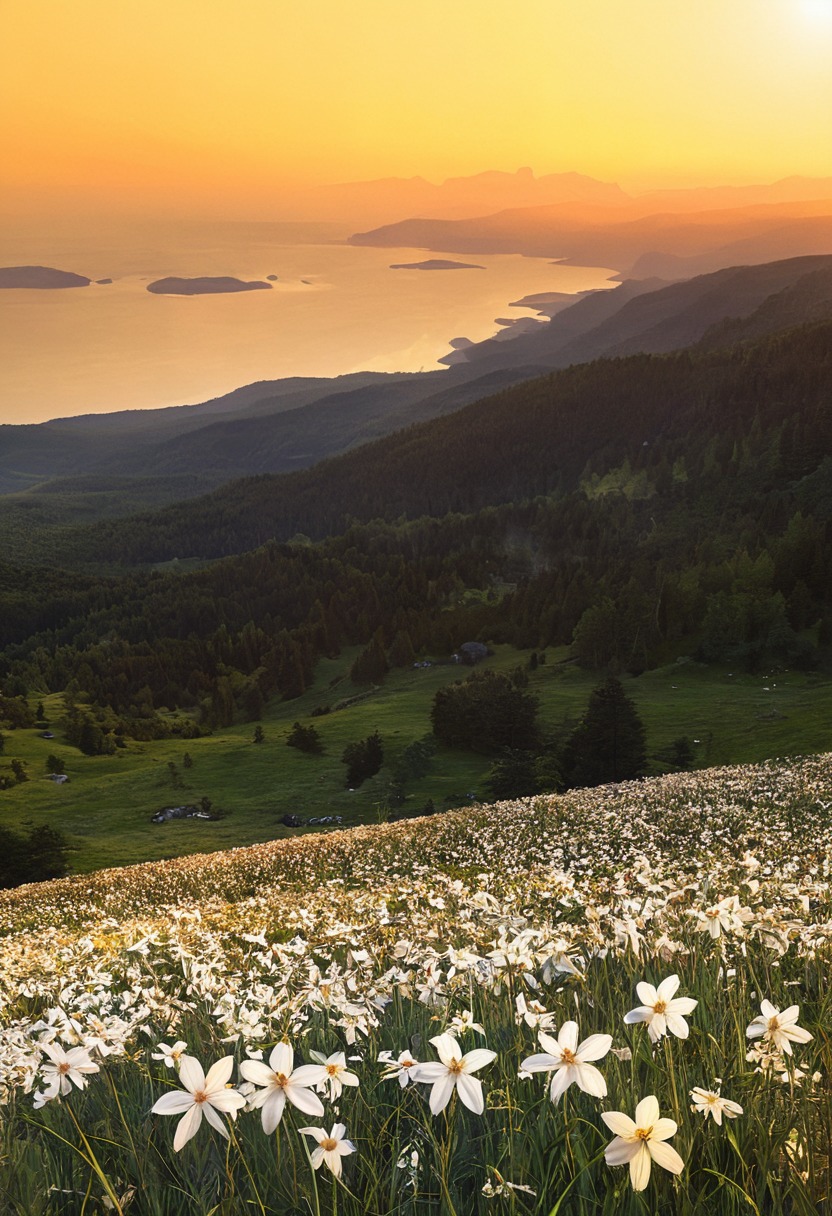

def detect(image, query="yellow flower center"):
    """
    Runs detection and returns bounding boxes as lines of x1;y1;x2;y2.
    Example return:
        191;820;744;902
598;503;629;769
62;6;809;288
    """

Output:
57;1063;71;1075
321;1137;337;1151
275;1073;289;1088
193;1089;208;1105
326;1063;340;1076
447;1059;464;1074
768;1016;781;1033
560;1049;576;1065
653;1000;667;1014
706;908;719;919
635;1126;653;1140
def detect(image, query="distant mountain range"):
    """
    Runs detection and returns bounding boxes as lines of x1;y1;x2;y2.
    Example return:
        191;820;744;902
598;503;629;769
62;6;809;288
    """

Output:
350;198;832;278
284;167;832;229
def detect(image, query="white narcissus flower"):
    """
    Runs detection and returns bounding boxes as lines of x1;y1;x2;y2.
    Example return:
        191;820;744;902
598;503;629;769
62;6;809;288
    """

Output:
746;1001;813;1056
152;1041;188;1069
310;1051;360;1101
239;1042;325;1134
696;895;746;939
521;1021;612;1104
624;975;697;1042
299;1123;357;1178
689;1087;743;1125
602;1095;685;1192
412;1032;496;1115
39;1041;100;1099
378;1049;420;1088
151;1055;246;1151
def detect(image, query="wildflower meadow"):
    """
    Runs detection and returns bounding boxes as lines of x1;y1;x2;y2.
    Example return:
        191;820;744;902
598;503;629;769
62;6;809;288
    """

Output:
0;755;830;1214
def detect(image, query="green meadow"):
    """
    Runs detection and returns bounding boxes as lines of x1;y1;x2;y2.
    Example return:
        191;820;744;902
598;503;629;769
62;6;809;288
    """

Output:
2;647;831;875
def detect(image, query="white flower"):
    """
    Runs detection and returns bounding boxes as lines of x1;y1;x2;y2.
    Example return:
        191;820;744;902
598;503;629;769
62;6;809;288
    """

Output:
378;1049;420;1088
152;1041;188;1069
746;1001;813;1056
239;1042;325;1133
412;1032;496;1115
602;1095;685;1192
521;1021;612;1104
623;975;697;1042
309;1051;360;1101
696;895;747;939
448;1009;485;1037
689;1087;743;1125
151;1055;246;1151
38;1042;99;1100
299;1123;357;1178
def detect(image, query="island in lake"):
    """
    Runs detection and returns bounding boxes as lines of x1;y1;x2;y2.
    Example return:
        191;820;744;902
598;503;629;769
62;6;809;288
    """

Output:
146;276;273;295
0;266;91;289
389;259;486;271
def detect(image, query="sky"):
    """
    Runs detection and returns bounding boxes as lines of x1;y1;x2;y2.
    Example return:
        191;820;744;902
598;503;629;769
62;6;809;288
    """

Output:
4;0;832;220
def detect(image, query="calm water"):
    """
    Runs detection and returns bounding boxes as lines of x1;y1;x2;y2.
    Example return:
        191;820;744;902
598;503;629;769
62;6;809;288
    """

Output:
0;221;614;423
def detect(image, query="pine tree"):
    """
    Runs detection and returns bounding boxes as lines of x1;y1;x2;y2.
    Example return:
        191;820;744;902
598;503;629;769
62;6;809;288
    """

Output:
564;676;647;788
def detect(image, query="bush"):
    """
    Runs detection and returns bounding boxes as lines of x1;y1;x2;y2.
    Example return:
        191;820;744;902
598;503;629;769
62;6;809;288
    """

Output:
287;722;323;754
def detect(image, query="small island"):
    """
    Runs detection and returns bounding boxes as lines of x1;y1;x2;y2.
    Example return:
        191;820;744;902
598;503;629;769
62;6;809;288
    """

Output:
146;276;273;296
0;265;91;289
389;259;486;271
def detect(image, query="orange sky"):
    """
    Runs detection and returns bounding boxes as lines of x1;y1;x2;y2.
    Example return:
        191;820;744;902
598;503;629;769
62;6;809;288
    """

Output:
3;0;832;219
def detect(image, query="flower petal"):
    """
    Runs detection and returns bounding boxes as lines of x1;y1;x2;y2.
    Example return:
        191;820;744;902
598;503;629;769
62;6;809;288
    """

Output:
605;1136;640;1166
548;1066;573;1104
558;1022;579;1053
648;1140;685;1176
270;1042;293;1076
260;1089;287;1135
601;1111;636;1138
429;1074;456;1115
636;983;659;1006
461;1049;496;1074
239;1060;275;1088
173;1103;203;1152
656;975;681;1002
431;1034;461;1066
204;1057;235;1094
629;1143;652;1192
574;1062;607;1099
650;1118;678;1142
178;1056;205;1095
521;1052;558;1073
286;1086;325;1117
635;1095;660;1127
411;1062;448;1083
577;1034;612;1063
152;1089;195;1116
455;1071;484;1115
623;1007;651;1025
202;1101;230;1139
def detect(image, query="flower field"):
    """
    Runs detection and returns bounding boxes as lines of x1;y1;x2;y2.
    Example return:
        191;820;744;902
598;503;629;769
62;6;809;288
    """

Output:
1;756;830;1215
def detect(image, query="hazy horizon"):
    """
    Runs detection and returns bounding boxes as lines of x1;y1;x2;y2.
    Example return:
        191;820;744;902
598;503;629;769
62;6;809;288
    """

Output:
4;0;832;223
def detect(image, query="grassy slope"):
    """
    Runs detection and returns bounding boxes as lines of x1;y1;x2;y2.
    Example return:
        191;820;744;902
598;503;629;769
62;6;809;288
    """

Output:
2;645;831;875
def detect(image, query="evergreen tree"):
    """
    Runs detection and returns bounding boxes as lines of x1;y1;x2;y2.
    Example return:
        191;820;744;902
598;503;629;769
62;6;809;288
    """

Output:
487;750;540;800
564;676;647;788
342;731;384;787
252;725;265;744
431;670;539;755
350;631;389;686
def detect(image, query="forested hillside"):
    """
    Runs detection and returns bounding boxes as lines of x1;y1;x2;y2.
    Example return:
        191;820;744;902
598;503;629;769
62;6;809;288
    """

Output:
1;322;830;742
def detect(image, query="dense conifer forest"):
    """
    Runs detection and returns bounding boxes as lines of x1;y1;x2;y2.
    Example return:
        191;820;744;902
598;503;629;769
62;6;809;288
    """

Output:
1;322;831;750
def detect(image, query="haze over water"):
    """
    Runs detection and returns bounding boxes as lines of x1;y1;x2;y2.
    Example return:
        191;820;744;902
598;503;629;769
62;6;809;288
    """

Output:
0;222;613;424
